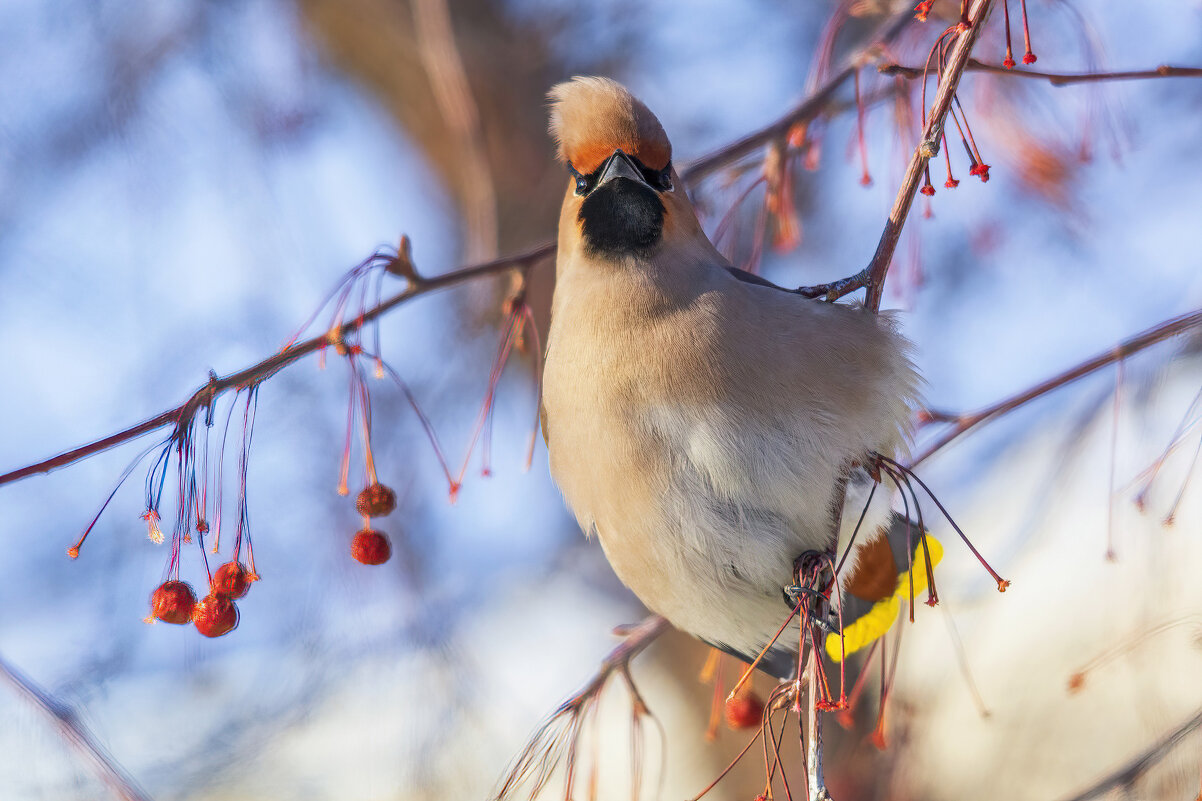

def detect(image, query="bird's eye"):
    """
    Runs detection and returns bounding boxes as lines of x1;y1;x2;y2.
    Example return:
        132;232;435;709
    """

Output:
640;162;673;192
568;163;597;196
656;165;673;192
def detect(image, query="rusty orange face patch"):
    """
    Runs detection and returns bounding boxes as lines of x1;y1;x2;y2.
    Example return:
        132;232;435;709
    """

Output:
550;76;672;175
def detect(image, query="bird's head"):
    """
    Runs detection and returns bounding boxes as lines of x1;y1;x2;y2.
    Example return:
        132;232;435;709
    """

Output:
549;77;699;259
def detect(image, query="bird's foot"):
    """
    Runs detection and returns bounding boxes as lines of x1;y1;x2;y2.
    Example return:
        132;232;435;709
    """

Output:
785;550;839;634
782;592;840;634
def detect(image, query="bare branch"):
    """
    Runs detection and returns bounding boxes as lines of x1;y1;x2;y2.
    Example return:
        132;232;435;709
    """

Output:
1;14;921;489
1058;705;1202;801
412;0;498;261
679;9;916;186
0;244;552;487
881;58;1202;85
0;653;153;801
492;615;668;801
912;308;1202;466
862;0;996;312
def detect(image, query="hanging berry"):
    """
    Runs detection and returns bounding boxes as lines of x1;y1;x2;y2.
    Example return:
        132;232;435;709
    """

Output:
193;593;239;637
150;580;196;625
212;561;252;599
724;689;765;730
355;482;397;517
351;528;392;565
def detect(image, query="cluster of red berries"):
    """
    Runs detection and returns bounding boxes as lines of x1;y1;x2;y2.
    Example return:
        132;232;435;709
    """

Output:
148;560;252;637
351;482;395;565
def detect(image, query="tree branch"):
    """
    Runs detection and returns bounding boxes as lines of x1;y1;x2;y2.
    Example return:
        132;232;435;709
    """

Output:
680;9;915;186
0;653;152;801
1058;704;1202;801
861;0;995;312
880;58;1202;85
0;13;924;490
911;308;1202;466
492;615;668;801
0;244;551;487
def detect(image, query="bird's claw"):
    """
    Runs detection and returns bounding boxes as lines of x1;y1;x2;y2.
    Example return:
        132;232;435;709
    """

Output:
785;549;840;634
783;584;842;634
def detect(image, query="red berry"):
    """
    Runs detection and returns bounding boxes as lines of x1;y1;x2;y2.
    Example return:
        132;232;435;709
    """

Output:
356;483;397;517
212;561;251;599
724;690;764;730
150;580;196;625
193;593;239;638
351;529;391;565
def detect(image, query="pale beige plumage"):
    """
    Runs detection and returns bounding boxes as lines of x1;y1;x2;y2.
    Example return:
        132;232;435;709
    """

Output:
541;77;920;674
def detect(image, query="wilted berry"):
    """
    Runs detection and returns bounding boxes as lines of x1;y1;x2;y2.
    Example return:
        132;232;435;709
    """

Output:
193;593;239;638
351;528;392;565
212;561;251;599
356;483;397;517
150;580;196;625
724;689;764;730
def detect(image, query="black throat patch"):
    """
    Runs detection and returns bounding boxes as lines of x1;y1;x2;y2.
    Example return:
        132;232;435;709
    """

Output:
578;178;665;257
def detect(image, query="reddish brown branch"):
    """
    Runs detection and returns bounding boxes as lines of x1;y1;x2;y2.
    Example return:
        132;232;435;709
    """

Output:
680;9;916;185
861;0;995;313
881;58;1202;85
0;244;552;488
599;615;670;674
492;615;668;801
912;308;1202;466
1;14;926;491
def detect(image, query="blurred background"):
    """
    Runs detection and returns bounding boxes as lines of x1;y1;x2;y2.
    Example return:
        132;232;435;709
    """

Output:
2;1;1202;799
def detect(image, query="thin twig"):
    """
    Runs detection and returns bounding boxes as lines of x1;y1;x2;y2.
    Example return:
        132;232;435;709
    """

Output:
1057;705;1202;801
412;0;497;261
0;653;153;801
881;58;1202;85
0;244;552;487
680;9;916;185
911;309;1202;466
795;6;996;793
861;0;996;312
491;615;668;801
807;2;996;306
0;16;926;491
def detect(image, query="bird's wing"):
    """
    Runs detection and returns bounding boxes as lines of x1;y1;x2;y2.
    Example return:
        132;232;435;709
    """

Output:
702;637;798;681
724;265;802;294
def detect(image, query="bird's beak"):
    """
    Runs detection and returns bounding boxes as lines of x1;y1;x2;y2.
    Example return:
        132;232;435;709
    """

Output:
596;150;649;189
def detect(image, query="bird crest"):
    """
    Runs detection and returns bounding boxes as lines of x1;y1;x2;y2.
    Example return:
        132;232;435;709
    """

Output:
548;76;671;175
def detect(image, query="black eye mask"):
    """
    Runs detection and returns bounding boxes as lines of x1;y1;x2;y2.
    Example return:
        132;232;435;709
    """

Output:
567;151;673;197
577;176;665;257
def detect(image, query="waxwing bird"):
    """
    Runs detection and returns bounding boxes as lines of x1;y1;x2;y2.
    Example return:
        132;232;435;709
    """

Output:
540;76;921;678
